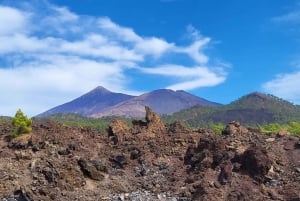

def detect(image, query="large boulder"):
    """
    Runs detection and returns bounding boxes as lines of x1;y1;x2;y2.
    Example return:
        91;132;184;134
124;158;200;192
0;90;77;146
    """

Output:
222;121;248;135
78;159;107;181
167;120;192;134
108;119;130;144
184;133;228;172
238;145;272;182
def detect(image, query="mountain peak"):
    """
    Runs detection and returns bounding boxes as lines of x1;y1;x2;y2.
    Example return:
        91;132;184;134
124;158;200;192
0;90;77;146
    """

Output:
92;86;111;93
229;91;295;110
245;91;269;98
38;86;135;117
92;88;220;118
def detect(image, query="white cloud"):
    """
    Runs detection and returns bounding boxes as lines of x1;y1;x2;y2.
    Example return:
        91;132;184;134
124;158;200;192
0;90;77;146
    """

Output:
264;5;300;103
59;36;143;61
0;1;227;116
0;55;129;116
0;34;47;53
176;39;210;64
0;5;29;35
97;17;142;42
135;37;174;57
139;65;226;90
262;71;300;103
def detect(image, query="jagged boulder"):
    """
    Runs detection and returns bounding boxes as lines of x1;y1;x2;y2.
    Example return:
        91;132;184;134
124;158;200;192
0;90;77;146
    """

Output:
78;159;107;181
131;106;166;135
219;161;232;185
184;133;228;171
222;121;248;135
107;119;130;144
238;145;272;182
167;121;192;134
145;106;166;133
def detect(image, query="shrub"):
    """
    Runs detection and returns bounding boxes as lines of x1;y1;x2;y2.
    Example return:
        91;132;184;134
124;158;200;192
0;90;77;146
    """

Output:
259;123;281;134
12;109;32;138
286;121;300;136
210;123;225;135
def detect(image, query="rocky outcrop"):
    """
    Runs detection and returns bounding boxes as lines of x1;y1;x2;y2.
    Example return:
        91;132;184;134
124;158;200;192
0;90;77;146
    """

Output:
238;145;272;182
145;106;166;133
78;158;107;181
222;121;248;135
167;121;192;134
131;106;166;136
107;119;130;144
184;133;228;172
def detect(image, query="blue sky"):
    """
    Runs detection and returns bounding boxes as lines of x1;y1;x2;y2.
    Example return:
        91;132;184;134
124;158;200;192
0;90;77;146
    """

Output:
1;0;300;116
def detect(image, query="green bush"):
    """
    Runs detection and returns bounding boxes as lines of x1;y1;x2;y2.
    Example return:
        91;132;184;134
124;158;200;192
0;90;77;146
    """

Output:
210;123;225;135
259;123;281;134
286;121;300;136
12;109;32;138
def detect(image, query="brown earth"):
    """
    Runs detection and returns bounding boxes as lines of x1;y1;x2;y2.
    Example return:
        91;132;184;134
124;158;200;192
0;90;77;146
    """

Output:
0;107;300;201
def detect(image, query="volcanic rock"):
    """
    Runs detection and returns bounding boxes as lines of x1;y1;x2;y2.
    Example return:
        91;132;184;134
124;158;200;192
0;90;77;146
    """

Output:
0;111;299;200
78;158;107;181
222;121;248;135
239;145;272;182
167;120;192;134
131;106;166;136
108;119;130;144
145;106;166;134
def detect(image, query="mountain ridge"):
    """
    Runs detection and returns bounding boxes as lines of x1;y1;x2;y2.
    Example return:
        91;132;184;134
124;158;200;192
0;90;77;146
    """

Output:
38;87;221;118
92;89;220;118
38;87;300;125
164;92;300;126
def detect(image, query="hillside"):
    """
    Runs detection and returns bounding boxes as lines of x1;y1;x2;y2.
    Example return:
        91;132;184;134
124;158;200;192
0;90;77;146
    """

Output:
38;86;135;117
0;116;11;124
164;92;300;126
91;89;220;118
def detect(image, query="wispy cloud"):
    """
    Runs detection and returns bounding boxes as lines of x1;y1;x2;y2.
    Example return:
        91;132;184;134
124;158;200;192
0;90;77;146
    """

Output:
272;10;300;24
262;71;300;103
0;1;227;116
138;65;226;90
263;4;300;103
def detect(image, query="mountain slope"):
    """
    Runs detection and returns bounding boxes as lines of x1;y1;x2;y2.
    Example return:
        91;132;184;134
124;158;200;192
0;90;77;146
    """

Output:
164;92;300;126
38;86;135;116
227;92;296;112
91;89;221;118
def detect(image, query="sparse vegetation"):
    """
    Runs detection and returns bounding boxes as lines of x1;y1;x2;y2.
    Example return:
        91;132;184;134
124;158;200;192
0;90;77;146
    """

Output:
210;123;225;135
37;113;132;131
259;123;282;134
259;121;300;136
12;109;32;138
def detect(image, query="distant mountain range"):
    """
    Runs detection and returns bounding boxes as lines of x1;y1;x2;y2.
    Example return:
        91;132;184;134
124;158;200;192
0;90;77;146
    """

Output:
163;92;300;126
38;87;300;125
38;86;220;118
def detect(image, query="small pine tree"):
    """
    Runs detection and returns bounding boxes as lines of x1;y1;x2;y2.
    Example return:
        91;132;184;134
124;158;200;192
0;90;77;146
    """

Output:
12;109;32;138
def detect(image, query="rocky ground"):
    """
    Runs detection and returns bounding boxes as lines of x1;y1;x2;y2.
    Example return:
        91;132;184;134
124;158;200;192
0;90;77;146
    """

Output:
0;106;300;201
